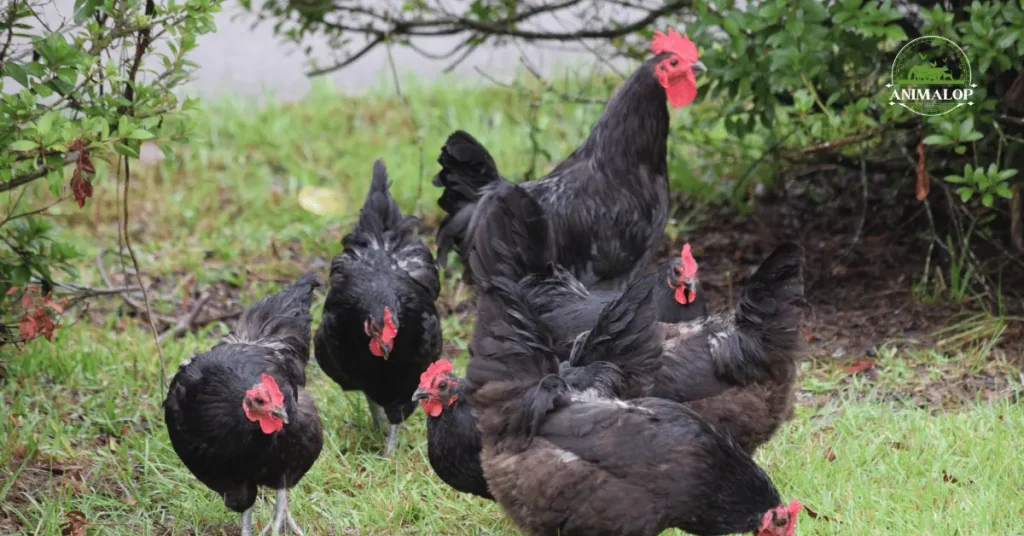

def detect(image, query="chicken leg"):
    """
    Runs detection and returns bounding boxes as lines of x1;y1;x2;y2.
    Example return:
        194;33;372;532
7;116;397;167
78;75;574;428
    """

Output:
259;488;303;535
241;508;254;536
384;423;400;457
365;393;386;433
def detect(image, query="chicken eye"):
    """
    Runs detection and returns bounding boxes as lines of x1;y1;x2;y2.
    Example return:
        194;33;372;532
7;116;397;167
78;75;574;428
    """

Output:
438;381;448;390
254;397;265;405
670;59;679;67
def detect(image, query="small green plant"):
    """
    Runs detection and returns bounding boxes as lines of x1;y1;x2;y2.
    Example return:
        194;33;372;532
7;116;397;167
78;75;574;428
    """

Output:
944;163;1017;207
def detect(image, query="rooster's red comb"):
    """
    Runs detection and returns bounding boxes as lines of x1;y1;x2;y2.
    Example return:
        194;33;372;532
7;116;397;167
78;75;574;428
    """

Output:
649;29;699;63
419;359;453;388
680;243;698;279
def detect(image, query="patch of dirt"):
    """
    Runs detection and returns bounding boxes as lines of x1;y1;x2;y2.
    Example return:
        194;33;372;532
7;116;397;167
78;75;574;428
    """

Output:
667;171;1024;363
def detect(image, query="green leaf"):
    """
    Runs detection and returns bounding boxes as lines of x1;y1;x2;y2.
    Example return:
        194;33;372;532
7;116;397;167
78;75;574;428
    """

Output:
998;168;1019;180
961;131;983;142
982;193;994;207
922;134;952;146
127;129;154;140
117;115;130;136
959;117;975;139
46;169;63;196
996;29;1020;49
958;187;974;202
4;63;29;86
12;265;31;286
114;142;141;159
10;140;38;151
945;174;966;184
22;62;45;77
954;145;967;155
996;185;1014;199
37;113;55;136
73;0;101;23
883;24;908;41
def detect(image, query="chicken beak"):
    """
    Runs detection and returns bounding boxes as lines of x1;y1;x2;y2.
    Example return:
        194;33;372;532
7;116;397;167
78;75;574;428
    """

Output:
690;61;707;76
411;387;430;402
270;406;289;424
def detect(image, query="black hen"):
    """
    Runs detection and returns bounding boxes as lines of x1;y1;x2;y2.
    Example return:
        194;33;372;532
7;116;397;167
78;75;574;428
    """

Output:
164;271;323;536
463;276;801;536
314;159;442;456
653;242;807;453
434;29;707;290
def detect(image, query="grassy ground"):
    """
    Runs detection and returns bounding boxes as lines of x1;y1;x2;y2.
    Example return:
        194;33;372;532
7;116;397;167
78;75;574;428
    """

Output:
2;77;1023;535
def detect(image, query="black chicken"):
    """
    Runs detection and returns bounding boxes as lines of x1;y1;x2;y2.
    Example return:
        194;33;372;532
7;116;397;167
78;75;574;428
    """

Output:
415;185;804;499
468;181;706;356
464;275;801;536
650;242;806;453
314;159;442;456
164;271;323;536
434;29;706;289
413;359;491;500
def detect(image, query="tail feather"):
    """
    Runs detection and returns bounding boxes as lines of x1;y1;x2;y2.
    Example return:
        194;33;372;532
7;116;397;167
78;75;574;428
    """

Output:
352;159;405;237
226;270;321;369
568;273;663;397
467;182;551;288
466;276;566;441
721;243;806;384
468;277;560;388
433;131;505;268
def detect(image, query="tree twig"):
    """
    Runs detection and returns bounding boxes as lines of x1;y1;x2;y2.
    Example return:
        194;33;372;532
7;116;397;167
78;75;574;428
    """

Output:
0;153;80;193
384;28;426;215
158;292;211;343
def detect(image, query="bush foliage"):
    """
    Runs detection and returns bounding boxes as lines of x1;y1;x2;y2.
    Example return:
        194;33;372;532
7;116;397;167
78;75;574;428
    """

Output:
1;0;219;345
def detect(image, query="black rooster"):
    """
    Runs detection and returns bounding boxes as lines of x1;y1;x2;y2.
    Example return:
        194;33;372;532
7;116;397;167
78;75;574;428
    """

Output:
314;159;442;456
164;271;323;536
434;29;706;290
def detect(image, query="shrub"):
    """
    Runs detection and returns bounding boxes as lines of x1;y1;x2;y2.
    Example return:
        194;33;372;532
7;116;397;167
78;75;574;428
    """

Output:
1;0;219;346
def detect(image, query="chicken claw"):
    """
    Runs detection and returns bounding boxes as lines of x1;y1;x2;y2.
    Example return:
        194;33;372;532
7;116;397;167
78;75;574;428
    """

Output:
259;488;303;536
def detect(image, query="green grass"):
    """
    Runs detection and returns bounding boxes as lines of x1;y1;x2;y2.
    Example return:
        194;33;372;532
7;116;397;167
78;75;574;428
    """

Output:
2;77;1023;535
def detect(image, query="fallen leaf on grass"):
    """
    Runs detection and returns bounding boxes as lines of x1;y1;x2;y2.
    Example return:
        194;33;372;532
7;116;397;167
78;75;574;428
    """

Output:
942;471;974;485
60;511;88;536
824;447;837;463
297;186;347;217
843;359;876;375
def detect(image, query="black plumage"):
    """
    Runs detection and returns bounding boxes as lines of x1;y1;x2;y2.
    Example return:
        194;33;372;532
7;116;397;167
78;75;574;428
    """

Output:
314;159;442;456
652;242;807;453
463;276;799;536
434;49;703;290
164;271;323;536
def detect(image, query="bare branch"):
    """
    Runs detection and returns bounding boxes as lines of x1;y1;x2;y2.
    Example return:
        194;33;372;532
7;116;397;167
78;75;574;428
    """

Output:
296;0;690;76
307;35;385;76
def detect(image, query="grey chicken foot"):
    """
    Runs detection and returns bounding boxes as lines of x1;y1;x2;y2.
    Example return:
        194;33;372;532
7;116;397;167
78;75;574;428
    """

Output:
383;423;401;457
259;488;303;535
365;393;386;432
241;508;254;536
